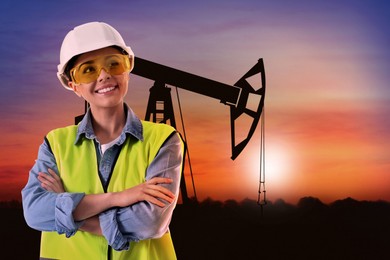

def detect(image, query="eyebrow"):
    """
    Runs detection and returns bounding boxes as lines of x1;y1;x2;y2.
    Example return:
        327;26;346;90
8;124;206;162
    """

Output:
78;55;120;67
75;60;95;70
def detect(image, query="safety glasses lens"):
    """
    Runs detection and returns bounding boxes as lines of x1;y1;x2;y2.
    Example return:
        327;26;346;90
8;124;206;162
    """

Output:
70;54;131;84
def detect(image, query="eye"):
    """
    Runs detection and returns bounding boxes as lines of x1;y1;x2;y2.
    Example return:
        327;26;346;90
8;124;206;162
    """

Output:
80;65;96;74
108;61;120;68
106;56;122;68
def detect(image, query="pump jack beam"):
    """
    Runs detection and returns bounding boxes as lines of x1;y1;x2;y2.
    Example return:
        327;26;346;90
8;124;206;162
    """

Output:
132;57;266;160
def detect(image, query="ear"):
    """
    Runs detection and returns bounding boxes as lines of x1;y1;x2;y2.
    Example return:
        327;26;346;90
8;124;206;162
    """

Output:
68;82;82;98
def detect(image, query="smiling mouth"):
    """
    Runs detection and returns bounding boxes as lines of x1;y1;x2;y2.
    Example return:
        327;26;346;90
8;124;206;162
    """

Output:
95;86;117;94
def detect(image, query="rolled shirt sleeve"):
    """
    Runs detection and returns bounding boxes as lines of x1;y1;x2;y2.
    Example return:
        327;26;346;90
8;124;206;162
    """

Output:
55;192;85;237
22;139;85;237
99;132;183;251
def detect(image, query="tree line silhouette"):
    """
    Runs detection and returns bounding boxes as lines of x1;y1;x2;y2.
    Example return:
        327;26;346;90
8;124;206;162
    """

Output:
2;197;389;259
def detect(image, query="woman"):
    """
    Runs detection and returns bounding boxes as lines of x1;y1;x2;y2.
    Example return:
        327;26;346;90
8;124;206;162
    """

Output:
22;22;183;260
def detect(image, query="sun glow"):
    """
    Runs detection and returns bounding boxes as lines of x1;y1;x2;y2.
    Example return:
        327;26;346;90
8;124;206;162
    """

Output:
247;139;295;196
265;143;292;187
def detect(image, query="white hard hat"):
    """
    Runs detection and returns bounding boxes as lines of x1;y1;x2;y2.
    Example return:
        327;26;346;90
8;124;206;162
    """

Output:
57;22;135;90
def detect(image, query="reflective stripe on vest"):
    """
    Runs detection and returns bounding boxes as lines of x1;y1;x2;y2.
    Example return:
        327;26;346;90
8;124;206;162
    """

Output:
41;121;177;260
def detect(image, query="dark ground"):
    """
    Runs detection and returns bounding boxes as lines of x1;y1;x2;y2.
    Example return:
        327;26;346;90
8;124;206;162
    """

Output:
2;197;389;260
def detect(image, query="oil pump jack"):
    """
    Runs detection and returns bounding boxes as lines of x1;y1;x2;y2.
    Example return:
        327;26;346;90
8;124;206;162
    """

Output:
76;57;266;204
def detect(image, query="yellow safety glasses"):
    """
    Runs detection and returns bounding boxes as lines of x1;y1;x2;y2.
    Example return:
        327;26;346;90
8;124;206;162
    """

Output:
69;54;131;84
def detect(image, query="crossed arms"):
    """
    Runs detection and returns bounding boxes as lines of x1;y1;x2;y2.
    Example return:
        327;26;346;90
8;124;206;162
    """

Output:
22;133;182;250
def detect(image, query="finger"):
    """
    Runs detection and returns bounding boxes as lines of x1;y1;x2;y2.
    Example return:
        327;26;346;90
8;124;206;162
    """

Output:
38;177;54;192
38;177;53;188
38;172;61;192
38;172;56;185
144;194;166;207
45;172;64;193
48;168;60;181
145;187;175;203
41;183;53;192
147;177;173;185
38;172;52;184
146;184;175;199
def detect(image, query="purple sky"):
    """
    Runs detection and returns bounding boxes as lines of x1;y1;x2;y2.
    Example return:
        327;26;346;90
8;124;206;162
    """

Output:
1;0;390;203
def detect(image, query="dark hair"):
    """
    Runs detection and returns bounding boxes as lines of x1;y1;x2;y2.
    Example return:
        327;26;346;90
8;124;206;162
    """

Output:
63;55;80;80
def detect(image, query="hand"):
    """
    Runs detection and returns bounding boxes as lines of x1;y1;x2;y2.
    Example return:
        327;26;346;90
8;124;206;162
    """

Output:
114;177;175;208
38;168;65;193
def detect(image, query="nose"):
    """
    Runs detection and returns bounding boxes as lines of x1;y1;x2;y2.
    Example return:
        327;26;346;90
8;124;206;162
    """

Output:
98;68;111;82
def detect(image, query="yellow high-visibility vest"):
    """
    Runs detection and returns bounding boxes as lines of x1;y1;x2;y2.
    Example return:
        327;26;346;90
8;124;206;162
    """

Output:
41;121;179;260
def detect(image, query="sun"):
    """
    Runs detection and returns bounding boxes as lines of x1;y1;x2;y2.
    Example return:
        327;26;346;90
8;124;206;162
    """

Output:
265;144;292;186
248;140;293;190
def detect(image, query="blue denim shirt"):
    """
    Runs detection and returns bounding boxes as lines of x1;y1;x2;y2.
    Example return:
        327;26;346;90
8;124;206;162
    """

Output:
22;104;182;251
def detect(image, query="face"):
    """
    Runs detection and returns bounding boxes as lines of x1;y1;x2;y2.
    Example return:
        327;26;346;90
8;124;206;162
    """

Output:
68;47;130;110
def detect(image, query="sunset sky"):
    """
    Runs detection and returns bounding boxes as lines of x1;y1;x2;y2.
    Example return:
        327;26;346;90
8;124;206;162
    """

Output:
0;0;389;204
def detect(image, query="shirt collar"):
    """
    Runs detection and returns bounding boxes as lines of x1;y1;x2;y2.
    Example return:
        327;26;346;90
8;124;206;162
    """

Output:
75;103;143;144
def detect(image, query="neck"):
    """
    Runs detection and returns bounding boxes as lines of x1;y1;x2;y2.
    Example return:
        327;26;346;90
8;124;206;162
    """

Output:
90;104;126;144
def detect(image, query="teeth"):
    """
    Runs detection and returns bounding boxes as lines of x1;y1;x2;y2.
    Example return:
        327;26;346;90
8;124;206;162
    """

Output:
96;86;115;94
